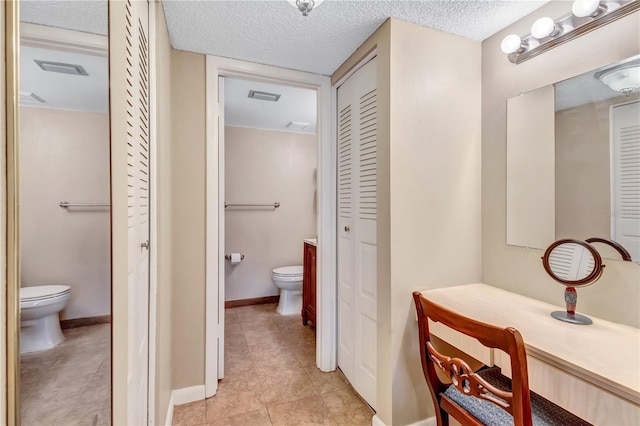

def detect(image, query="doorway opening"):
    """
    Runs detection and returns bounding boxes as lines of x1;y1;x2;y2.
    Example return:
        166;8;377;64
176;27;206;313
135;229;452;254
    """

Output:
204;56;335;398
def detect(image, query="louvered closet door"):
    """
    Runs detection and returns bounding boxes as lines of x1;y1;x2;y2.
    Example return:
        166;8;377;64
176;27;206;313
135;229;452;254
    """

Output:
337;57;377;409
611;101;640;262
125;0;150;423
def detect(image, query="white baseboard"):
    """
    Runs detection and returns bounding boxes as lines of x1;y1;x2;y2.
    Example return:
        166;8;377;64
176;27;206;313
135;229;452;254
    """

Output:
165;393;174;426
165;385;206;425
172;384;206;406
372;414;436;426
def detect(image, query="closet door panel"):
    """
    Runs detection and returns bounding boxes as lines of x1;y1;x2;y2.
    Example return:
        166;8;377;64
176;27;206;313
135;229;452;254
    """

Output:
337;73;356;384
337;57;377;409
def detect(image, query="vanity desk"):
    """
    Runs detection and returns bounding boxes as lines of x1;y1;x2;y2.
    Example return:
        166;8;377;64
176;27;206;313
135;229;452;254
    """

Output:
419;283;640;425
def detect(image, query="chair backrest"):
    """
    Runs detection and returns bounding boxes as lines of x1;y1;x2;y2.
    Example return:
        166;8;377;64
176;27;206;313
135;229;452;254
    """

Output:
412;291;533;426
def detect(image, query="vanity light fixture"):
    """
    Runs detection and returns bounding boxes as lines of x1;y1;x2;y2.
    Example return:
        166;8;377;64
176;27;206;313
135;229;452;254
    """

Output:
287;0;325;16
501;0;639;64
531;17;560;39
596;63;640;96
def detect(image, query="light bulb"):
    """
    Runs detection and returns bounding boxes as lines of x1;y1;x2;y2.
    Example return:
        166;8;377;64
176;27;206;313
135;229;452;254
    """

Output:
572;0;601;17
531;17;558;39
501;34;523;54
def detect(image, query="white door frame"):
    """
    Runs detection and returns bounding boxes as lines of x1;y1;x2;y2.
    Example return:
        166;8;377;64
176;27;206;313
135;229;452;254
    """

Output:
205;55;335;397
147;0;158;422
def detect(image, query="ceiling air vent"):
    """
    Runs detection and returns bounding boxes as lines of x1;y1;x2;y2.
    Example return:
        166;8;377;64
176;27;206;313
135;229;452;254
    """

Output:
19;92;45;105
34;60;89;76
248;90;280;102
286;121;310;130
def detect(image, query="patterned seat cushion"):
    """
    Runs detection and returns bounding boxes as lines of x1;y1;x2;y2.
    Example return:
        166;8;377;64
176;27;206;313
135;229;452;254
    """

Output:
442;367;592;426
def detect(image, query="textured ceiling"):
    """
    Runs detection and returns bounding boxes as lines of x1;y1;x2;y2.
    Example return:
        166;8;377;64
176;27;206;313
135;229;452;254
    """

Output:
162;0;550;76
20;0;108;36
225;78;317;134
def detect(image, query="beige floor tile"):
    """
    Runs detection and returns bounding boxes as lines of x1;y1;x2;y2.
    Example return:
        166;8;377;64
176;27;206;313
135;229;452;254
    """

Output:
322;388;374;426
21;325;111;426
173;400;207;426
291;343;317;367
223;354;257;382
217;376;262;396
304;367;350;395
205;388;265;422
249;345;299;366
267;395;333;426
260;370;317;406
225;331;248;348
176;306;372;426
253;357;305;379
207;407;272;426
273;315;306;331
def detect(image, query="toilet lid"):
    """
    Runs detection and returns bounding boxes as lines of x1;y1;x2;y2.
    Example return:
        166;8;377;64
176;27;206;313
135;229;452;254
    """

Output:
21;285;70;301
272;265;303;276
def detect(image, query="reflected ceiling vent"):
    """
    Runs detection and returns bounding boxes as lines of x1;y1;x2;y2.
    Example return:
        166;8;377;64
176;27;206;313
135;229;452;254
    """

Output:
34;60;89;76
19;91;45;105
285;121;310;130
248;90;281;102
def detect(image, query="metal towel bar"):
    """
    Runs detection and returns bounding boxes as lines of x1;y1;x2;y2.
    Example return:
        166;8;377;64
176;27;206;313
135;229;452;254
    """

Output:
59;201;110;208
224;202;280;209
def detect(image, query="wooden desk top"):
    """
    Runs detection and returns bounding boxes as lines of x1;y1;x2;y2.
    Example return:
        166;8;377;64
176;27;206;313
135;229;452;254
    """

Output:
419;283;640;405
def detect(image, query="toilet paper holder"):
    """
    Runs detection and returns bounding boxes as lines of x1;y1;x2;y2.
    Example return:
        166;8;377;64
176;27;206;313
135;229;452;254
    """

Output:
225;253;245;261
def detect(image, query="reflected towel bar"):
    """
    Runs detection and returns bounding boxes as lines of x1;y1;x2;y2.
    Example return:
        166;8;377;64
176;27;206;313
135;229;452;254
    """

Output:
224;202;280;209
59;201;110;208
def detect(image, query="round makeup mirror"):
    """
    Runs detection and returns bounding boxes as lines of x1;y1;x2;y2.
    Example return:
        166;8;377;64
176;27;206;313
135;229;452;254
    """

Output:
542;239;604;325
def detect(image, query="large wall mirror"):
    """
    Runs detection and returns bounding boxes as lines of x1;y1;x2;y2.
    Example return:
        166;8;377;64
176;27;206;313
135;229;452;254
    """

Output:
13;1;112;425
507;54;640;263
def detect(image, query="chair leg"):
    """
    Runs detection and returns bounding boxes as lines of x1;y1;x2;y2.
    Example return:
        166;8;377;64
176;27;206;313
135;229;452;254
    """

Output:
436;408;450;426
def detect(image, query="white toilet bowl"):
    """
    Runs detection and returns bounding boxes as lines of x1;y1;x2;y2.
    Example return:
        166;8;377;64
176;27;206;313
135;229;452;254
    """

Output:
20;285;71;353
272;266;303;316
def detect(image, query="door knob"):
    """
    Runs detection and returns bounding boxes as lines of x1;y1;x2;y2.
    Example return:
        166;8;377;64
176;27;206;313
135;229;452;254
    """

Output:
141;240;150;250
344;226;350;232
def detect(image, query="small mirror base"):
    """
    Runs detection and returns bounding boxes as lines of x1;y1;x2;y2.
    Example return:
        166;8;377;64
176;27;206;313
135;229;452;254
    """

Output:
551;311;593;325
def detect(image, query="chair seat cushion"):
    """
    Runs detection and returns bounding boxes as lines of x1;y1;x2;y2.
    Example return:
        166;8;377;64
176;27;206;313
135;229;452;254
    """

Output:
442;367;592;426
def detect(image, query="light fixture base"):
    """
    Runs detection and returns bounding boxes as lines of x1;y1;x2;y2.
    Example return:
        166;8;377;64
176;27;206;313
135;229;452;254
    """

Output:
506;0;639;64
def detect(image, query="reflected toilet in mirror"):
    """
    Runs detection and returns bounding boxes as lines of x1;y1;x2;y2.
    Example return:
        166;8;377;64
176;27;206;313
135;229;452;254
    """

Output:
542;239;604;325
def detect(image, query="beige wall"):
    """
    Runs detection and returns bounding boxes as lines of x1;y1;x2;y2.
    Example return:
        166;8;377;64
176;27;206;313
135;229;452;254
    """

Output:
556;94;640;241
154;1;173;423
19;107;110;320
170;49;206;389
224;126;317;301
333;18;482;425
388;20;482;426
482;1;640;327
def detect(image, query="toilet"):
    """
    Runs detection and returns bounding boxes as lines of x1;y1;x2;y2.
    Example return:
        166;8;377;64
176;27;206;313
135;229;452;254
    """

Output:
20;285;71;353
271;265;303;315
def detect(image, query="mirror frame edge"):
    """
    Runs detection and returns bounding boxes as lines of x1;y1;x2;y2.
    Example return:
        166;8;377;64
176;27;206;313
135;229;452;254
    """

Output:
4;0;20;424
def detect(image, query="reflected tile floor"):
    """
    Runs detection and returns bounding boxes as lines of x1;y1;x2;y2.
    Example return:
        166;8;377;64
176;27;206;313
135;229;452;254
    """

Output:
21;323;111;426
173;304;375;426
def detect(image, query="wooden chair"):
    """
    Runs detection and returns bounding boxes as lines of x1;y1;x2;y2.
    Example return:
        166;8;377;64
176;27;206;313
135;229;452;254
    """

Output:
412;291;591;426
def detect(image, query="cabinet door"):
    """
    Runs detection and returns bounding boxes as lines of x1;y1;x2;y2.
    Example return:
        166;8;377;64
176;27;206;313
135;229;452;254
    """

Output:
336;57;377;409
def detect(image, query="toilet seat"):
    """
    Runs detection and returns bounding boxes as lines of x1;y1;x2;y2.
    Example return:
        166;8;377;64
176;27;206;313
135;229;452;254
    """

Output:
21;285;71;302
272;265;303;277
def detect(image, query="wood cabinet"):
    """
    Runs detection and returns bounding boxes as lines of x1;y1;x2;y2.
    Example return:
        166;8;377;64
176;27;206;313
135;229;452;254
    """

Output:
302;242;316;326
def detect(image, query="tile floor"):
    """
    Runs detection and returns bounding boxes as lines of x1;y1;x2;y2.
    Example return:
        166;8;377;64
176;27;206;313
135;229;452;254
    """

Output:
173;303;375;426
20;324;111;426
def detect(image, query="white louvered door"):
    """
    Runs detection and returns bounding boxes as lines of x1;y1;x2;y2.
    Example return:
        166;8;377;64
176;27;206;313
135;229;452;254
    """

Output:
337;57;377;409
125;0;150;423
611;101;640;262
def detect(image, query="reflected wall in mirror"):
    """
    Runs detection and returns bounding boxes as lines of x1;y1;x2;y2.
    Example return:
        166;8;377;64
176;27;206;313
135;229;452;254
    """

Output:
18;1;111;425
507;55;640;262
